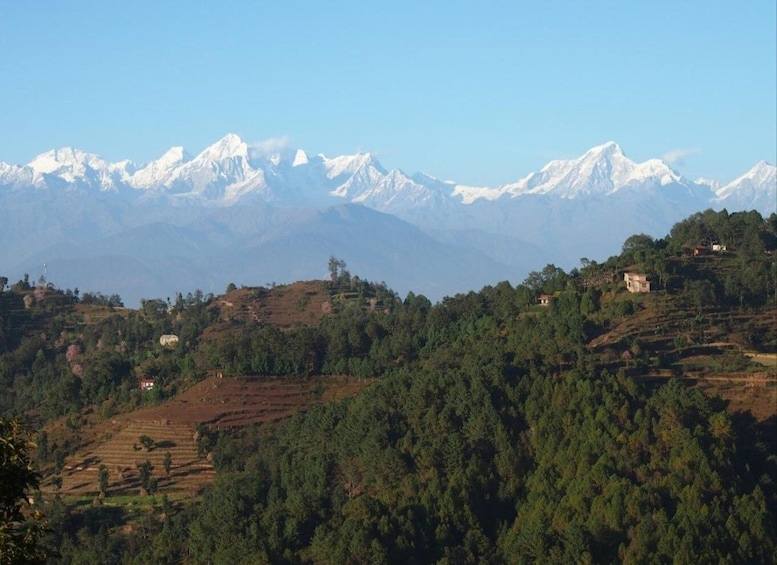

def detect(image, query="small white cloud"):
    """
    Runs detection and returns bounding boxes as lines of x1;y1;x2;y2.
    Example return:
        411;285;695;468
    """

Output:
662;147;700;166
248;135;291;158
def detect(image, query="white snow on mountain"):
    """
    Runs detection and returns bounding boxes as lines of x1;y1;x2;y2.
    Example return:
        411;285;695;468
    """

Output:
628;159;684;187
29;148;105;178
124;134;272;202
0;135;771;215
451;183;501;204
714;161;777;213
514;141;637;197
0;162;33;188
129;146;190;188
695;177;722;191
311;156;456;214
292;149;309;167
24;147;133;191
199;132;248;162
350;169;439;210
164;134;261;199
493;142;685;199
321;152;375;179
451;142;691;203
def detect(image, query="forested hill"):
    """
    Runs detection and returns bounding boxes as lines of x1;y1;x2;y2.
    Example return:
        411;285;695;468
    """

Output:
1;209;776;563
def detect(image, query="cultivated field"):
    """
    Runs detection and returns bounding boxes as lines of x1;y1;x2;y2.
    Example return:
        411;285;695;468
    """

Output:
46;375;370;497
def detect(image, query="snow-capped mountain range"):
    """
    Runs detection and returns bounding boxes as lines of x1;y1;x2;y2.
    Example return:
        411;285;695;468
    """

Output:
2;134;773;211
0;134;774;305
453;141;689;202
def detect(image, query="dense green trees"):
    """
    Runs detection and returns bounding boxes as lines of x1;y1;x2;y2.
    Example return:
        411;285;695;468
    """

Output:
0;418;48;564
146;369;775;563
500;373;776;563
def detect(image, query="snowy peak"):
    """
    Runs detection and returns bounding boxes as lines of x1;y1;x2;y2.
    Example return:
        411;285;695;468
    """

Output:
0;136;771;213
629;159;682;186
741;160;775;186
0;161;32;188
695;177;722;191
552;141;632;192
496;141;684;199
159;146;190;166
163;134;265;200
715;161;776;213
122;134;265;199
195;133;249;162
29;147;108;175
323;152;385;180
129;146;191;188
585;140;624;158
717;161;776;197
25;147;130;191
326;153;385;198
293;152;453;213
513;142;630;197
292;149;309;167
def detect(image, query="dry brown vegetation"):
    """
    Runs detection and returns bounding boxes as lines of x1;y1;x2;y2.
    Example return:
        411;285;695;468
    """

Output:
45;375;370;498
208;280;330;328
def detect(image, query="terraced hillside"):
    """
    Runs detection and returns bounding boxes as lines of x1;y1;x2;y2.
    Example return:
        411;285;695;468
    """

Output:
54;419;212;497
45;375;369;497
127;374;367;427
210;280;331;328
588;289;777;419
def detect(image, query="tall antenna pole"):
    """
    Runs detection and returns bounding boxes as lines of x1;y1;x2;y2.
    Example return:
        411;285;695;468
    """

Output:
43;263;47;284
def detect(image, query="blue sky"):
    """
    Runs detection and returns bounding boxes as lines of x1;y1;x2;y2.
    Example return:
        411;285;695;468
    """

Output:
1;1;774;186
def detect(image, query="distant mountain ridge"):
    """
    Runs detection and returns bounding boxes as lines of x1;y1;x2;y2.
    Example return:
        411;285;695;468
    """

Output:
2;134;774;212
0;135;774;305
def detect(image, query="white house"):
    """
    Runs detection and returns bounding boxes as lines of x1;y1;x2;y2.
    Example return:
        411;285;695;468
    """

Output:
624;272;651;293
159;334;179;347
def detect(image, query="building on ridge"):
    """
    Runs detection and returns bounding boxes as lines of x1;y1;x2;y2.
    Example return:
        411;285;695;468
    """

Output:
624;272;651;293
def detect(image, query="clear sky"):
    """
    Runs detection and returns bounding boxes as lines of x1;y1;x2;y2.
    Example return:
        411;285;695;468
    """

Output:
1;1;774;187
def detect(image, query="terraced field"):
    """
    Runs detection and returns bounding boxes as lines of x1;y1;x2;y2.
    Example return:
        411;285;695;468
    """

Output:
46;375;369;497
126;375;366;427
210;281;330;328
54;419;213;497
589;292;777;420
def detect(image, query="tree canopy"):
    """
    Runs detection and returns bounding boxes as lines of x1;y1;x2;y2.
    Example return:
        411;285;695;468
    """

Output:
0;418;48;564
